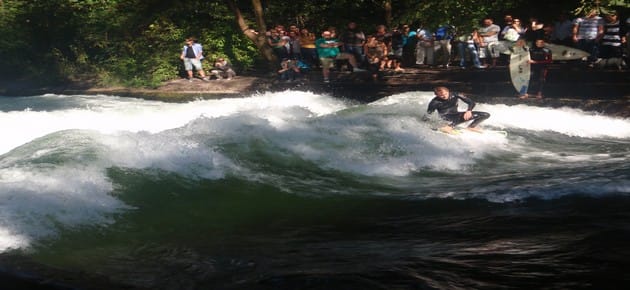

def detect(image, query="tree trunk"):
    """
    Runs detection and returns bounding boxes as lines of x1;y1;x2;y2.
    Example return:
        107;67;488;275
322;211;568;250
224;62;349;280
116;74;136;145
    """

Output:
384;0;392;28
225;0;276;66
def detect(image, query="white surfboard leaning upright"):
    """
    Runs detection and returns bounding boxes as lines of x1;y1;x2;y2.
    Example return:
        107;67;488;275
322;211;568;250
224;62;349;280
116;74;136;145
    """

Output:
509;44;531;96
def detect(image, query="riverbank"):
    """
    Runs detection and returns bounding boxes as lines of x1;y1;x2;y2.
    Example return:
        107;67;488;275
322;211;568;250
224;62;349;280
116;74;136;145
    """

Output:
1;64;628;117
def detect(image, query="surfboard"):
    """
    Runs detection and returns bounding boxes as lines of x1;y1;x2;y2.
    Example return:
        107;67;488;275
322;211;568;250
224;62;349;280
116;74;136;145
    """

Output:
499;42;589;61
509;45;530;96
543;43;590;61
434;128;508;137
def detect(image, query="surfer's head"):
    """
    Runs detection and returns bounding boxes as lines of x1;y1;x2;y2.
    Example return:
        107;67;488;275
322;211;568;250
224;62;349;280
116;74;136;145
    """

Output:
535;39;545;48
434;86;450;100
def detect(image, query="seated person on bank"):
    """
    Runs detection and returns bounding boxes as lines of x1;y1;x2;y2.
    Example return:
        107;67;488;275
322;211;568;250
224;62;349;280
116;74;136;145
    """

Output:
210;58;236;80
315;30;366;82
278;58;301;81
426;86;490;133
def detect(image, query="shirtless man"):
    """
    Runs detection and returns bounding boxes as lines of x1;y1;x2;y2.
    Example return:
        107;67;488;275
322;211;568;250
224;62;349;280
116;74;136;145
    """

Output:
427;86;490;133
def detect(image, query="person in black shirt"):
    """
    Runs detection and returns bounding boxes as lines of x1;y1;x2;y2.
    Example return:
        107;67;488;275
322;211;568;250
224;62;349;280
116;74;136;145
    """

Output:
427;86;490;133
525;39;552;99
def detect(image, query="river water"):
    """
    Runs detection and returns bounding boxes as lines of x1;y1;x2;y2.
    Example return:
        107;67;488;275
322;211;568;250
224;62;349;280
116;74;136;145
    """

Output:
1;91;629;289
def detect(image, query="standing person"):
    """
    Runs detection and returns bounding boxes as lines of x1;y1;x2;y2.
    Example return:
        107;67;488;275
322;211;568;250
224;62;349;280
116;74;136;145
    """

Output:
401;24;417;67
522;39;552;99
415;25;435;66
287;30;302;60
340;22;367;67
600;10;627;68
180;37;209;82
299;28;318;68
427;86;490;133
434;24;454;68
572;9;604;66
499;20;523;65
525;17;546;45
511;19;528;40
478;17;501;68
268;29;288;61
503;19;525;44
315;30;366;83
551;13;574;46
500;15;514;40
389;26;405;72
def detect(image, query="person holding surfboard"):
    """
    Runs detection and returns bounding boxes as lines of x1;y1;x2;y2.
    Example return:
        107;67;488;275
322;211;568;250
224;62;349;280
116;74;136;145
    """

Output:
427;86;490;134
522;39;552;99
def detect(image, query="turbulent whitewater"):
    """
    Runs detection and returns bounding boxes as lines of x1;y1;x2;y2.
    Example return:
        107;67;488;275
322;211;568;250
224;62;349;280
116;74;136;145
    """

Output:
1;91;629;289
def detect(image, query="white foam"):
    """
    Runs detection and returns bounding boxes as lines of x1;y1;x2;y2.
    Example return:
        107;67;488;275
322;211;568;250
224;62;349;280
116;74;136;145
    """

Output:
0;91;350;251
0;227;29;252
0;91;346;155
484;103;630;138
0;163;129;252
0;90;628;251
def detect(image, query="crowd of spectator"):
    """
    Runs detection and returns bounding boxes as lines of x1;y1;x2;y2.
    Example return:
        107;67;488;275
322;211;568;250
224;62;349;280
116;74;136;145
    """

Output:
270;10;626;81
182;9;629;82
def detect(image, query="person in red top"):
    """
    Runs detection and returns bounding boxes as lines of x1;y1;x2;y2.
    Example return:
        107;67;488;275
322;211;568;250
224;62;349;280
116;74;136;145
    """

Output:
522;39;553;99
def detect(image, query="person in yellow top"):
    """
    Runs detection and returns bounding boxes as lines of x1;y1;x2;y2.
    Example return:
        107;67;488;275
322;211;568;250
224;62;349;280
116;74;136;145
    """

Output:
299;28;318;68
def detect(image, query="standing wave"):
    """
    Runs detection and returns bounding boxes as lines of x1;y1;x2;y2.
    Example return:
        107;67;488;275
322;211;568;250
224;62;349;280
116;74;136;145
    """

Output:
0;90;629;255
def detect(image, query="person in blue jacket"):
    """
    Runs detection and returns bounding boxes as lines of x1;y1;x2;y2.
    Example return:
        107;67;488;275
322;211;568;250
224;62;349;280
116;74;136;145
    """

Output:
180;37;209;81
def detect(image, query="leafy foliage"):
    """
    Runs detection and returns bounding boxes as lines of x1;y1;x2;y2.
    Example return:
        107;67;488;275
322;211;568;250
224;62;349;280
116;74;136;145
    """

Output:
1;0;613;87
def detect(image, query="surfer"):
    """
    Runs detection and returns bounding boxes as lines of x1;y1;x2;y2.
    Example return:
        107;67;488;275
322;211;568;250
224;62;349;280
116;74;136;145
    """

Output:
523;39;552;99
427;86;490;133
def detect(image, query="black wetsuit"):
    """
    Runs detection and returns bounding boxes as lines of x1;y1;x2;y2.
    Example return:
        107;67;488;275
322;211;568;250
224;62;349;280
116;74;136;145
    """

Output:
529;46;552;94
427;92;490;128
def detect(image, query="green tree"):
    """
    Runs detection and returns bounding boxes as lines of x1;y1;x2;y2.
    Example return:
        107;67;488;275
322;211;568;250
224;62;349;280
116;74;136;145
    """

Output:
1;0;608;88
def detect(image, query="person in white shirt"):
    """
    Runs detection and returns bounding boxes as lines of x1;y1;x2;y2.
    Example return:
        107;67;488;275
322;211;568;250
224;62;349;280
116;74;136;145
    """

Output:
415;25;436;66
477;17;501;68
572;9;604;64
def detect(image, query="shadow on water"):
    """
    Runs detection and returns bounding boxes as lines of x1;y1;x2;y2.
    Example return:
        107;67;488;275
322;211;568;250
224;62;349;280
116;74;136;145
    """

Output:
5;168;630;290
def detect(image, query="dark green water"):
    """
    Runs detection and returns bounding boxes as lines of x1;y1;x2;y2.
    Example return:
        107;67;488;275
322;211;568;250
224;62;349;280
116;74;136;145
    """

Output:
1;92;629;289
